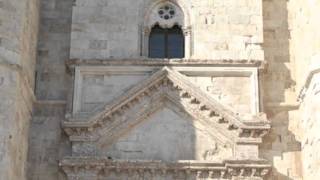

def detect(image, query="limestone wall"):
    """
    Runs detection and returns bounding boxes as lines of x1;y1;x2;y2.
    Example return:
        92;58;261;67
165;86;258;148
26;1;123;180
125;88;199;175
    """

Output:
24;0;320;180
26;0;73;180
0;0;39;179
27;102;70;180
298;68;320;180
73;66;258;117
34;0;71;100
261;0;320;179
260;0;302;179
288;0;320;90
100;106;233;161
70;0;264;60
287;1;320;178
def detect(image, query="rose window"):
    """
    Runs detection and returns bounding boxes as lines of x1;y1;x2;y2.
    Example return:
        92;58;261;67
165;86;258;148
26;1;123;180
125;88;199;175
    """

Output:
158;4;176;20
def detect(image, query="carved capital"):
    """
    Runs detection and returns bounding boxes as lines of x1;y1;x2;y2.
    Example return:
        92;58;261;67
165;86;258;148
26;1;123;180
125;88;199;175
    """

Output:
143;27;151;36
182;26;191;36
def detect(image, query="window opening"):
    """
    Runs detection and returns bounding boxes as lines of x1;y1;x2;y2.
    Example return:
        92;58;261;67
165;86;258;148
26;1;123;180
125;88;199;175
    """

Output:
149;25;184;58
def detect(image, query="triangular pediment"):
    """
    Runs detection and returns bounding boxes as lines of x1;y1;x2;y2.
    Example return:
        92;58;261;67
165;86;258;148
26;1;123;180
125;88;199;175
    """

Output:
63;67;270;144
96;93;235;148
100;103;233;161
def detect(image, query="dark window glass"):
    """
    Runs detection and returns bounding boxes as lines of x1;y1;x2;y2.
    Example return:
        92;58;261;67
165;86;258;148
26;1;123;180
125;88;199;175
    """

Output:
149;25;184;58
167;26;184;58
149;26;166;58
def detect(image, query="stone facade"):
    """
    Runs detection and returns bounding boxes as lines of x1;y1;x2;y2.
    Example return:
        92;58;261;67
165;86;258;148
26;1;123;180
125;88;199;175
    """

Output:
70;0;264;60
297;59;320;180
0;0;39;179
291;0;320;172
0;0;319;180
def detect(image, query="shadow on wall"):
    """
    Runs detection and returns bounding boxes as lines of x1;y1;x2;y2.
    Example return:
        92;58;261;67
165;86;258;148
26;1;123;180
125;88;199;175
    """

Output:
27;0;74;180
261;0;302;179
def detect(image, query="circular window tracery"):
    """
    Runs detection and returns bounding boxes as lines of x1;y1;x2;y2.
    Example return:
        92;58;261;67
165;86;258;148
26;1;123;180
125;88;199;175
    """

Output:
158;4;175;20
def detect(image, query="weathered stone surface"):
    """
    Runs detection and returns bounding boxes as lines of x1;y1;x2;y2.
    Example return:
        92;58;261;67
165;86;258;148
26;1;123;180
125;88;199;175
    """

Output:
27;102;71;180
0;0;39;179
260;0;320;179
0;0;319;180
100;106;233;161
70;0;264;60
60;157;271;180
297;59;320;179
34;0;72;101
60;66;270;180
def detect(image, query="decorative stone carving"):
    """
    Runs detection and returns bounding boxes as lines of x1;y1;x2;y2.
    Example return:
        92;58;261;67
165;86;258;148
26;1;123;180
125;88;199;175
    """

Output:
144;1;186;29
60;158;271;180
60;63;271;179
202;142;219;160
63;67;270;145
158;4;176;20
202;143;233;161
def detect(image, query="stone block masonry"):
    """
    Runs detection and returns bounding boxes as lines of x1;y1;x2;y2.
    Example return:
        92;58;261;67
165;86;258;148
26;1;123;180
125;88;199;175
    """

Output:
26;0;73;179
0;0;40;179
70;0;264;60
0;0;319;179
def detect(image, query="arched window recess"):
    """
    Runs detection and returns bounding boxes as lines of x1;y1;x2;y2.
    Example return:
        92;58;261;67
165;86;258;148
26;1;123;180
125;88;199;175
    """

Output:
142;1;192;59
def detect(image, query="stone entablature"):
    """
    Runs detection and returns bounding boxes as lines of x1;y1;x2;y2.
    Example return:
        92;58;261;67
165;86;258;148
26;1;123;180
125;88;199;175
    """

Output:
66;59;266;117
66;58;267;69
60;157;271;180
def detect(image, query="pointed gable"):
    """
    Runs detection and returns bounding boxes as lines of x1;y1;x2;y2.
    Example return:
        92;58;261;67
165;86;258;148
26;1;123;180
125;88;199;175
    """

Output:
63;67;270;145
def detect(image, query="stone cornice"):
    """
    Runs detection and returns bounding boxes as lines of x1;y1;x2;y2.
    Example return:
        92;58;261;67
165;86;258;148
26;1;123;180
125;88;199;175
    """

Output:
60;157;271;179
66;58;266;69
63;67;270;144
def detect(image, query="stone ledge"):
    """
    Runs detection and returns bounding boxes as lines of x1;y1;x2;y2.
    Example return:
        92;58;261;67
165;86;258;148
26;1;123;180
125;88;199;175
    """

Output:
60;157;271;179
66;58;266;70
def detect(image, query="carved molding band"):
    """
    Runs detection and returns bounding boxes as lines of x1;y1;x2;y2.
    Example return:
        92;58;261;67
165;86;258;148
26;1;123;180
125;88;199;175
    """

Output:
60;157;271;180
66;59;267;70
